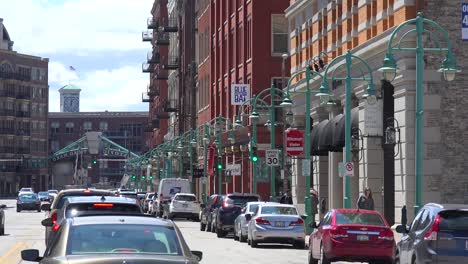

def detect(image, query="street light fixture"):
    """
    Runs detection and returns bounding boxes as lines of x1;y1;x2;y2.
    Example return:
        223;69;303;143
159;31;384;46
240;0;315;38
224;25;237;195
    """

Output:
285;111;294;126
315;81;331;103
249;111;260;124
438;53;460;81
379;53;398;82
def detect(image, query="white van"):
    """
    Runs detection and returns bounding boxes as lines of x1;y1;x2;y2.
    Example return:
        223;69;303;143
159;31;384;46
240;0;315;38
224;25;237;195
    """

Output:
155;178;190;217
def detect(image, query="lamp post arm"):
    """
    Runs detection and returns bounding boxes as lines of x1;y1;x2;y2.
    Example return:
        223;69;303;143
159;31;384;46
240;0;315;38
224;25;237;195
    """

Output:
285;69;325;96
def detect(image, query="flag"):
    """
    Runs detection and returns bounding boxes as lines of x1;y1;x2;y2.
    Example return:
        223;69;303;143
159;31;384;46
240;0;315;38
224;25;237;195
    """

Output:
69;66;76;71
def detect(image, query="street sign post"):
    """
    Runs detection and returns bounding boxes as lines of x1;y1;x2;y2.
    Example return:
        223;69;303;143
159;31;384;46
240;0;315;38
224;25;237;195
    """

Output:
344;161;354;177
302;159;311;176
225;164;241;176
265;149;280;166
285;129;304;156
463;3;468;41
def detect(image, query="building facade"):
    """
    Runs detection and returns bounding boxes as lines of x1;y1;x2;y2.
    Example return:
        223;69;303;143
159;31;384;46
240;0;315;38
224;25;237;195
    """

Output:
0;18;49;195
195;0;290;200
285;0;468;224
48;111;148;186
59;84;81;112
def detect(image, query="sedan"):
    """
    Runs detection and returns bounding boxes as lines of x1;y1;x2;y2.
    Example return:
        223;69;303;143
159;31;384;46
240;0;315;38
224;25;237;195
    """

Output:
0;204;6;235
308;209;395;264
22;215;203;264
38;192;50;202
17;193;41;212
247;204;306;248
234;202;277;242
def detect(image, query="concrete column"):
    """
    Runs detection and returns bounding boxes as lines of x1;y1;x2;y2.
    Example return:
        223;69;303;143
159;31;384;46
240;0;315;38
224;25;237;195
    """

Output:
313;156;329;220
292;157;305;210
329;152;343;209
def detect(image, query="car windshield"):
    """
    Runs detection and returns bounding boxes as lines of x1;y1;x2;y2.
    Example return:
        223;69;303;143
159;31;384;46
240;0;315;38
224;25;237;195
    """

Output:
174;195;196;201
226;196;259;207
48;190;58;194
56;193;114;209
65;203;141;218
120;193;137;199
439;210;468;231
20;193;37;200
67;224;182;256
261;206;298;215
335;212;386;226
20;188;32;192
248;204;259;213
38;192;49;196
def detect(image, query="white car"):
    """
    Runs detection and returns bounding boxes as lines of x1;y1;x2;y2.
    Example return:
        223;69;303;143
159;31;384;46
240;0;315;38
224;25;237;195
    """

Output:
167;193;199;221
18;187;34;196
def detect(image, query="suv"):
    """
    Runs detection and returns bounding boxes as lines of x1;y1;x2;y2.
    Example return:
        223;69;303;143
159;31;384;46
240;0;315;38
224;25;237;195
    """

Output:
395;203;468;263
166;193;199;221
200;194;222;232
41;189;115;245
213;193;260;238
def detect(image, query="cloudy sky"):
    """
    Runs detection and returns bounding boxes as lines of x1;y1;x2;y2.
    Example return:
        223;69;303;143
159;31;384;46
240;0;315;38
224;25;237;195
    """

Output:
1;0;153;112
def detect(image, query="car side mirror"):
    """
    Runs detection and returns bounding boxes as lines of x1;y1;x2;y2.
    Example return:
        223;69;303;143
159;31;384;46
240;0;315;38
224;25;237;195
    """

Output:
191;250;203;261
0;204;6;209
245;213;252;221
41;203;51;211
395;225;408;234
41;218;54;227
21;249;42;262
300;214;307;220
401;205;407;227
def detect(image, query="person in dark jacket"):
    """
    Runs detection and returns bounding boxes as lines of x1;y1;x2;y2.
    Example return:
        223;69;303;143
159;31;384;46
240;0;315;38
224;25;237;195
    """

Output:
357;187;374;210
280;190;293;204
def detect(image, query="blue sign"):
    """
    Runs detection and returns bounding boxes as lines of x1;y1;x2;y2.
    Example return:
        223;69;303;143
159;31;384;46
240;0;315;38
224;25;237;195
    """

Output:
462;3;468;40
231;84;250;105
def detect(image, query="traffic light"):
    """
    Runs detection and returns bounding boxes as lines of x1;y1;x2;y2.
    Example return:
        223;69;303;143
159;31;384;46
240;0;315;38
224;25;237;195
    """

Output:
251;146;258;162
141;175;146;180
92;159;97;165
216;157;222;170
131;175;136;179
149;175;153;180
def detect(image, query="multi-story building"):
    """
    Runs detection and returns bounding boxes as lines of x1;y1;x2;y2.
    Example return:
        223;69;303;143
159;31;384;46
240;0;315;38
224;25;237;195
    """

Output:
285;0;468;224
0;18;49;195
196;0;290;200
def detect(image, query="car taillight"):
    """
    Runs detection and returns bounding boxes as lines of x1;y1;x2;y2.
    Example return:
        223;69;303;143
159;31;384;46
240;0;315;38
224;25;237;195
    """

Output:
93;203;114;208
424;215;441;241
83;190;91;193
52;223;60;232
255;217;270;225
290;218;304;226
330;227;348;239
51;212;57;224
378;229;394;241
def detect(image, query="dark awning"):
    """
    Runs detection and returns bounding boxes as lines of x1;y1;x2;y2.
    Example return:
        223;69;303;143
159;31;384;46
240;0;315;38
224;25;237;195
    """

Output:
311;119;329;156
317;120;333;154
331;107;359;152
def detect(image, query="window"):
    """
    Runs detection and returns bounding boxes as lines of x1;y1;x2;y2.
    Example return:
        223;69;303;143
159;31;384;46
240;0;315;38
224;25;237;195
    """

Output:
50;122;60;134
51;141;60;152
271;14;288;55
99;122;108;131
65;122;74;134
237;26;243;64
246;17;252;59
83;122;92;132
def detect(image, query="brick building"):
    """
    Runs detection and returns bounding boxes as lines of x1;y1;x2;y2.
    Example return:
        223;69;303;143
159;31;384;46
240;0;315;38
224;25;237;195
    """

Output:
0;18;49;195
195;0;290;199
285;0;468;224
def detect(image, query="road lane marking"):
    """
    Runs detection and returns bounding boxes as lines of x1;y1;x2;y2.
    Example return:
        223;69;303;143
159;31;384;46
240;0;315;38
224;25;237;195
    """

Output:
0;241;27;263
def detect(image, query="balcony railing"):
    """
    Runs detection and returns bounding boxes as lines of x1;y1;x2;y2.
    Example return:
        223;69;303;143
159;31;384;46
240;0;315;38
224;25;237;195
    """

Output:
0;91;16;98
142;30;153;42
164;100;177;112
154;71;168;80
142;63;152;73
147;17;158;29
147;50;161;64
16;111;31;118
159;18;179;32
0;71;31;81
0;128;15;135
162;55;179;70
142;92;151;103
16;93;31;99
155;33;170;45
0;109;16;116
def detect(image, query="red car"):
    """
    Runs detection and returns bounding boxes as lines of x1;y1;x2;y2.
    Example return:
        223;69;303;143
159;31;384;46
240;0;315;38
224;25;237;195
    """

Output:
308;209;395;264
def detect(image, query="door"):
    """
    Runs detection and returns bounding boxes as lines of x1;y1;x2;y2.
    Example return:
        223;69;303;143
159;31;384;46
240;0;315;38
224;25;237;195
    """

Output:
400;209;426;262
312;211;332;258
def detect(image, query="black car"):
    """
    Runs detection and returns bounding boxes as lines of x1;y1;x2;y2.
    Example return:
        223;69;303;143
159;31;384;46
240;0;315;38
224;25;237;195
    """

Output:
200;194;222;232
22;215;203;263
0;204;6;235
395;203;468;263
213;193;260;238
17;193;41;212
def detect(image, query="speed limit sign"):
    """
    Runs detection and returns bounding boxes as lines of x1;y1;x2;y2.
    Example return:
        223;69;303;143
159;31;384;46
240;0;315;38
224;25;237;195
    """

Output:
265;149;280;167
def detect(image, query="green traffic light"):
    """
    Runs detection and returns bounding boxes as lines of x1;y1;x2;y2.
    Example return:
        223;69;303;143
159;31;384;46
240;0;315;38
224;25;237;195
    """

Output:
252;156;258;162
142;176;146;179
149;176;153;179
93;160;97;165
131;175;136;179
217;164;222;169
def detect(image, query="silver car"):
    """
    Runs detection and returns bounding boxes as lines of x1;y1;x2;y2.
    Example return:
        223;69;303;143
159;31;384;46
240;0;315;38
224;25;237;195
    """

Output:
234;202;277;242
246;204;306;248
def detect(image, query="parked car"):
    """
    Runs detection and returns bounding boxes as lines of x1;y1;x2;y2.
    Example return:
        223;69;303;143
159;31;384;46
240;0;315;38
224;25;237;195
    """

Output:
17;193;41;212
18;187;34;196
166;193;199;221
199;194;223;232
47;190;58;202
22;215;203;263
41;188;115;246
395;203;468;264
308;209;394;264
155;178;190;217
38;192;50;202
0;204;6;235
247;203;305;248
213;193;260;238
143;192;155;212
234;202;278;242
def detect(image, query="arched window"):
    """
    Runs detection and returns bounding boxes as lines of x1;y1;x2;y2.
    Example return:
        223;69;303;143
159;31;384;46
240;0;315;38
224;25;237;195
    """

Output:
0;62;13;73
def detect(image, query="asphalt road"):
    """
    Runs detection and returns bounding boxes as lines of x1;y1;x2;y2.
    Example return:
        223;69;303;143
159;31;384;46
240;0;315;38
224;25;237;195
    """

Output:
0;199;364;264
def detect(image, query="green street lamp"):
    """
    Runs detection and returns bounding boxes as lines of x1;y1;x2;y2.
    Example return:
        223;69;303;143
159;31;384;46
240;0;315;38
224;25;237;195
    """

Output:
380;12;459;215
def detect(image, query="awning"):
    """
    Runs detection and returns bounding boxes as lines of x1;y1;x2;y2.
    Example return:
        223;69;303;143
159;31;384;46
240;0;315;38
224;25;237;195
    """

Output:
311;119;329;156
331;107;359;152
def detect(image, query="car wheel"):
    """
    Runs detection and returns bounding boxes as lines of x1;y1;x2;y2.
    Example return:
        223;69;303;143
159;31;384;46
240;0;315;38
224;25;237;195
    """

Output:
250;238;258;248
216;228;226;238
206;221;212;232
200;222;206;231
308;247;318;264
0;224;4;236
16;207;21;213
319;244;330;264
240;233;247;243
37;207;41;212
233;226;239;241
211;222;216;233
294;240;305;249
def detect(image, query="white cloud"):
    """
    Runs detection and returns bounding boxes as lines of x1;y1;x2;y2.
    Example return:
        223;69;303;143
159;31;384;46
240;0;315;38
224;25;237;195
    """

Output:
48;62;148;112
48;61;79;84
1;0;154;54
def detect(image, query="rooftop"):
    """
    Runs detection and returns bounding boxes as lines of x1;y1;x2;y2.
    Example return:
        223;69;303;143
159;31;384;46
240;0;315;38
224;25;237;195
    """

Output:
59;84;81;92
49;111;149;118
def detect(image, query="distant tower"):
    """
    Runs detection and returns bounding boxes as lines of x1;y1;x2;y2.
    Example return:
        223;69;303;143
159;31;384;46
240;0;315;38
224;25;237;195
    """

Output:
59;84;81;112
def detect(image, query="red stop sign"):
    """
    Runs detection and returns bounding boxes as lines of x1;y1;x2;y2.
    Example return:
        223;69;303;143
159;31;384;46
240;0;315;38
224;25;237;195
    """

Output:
285;128;304;156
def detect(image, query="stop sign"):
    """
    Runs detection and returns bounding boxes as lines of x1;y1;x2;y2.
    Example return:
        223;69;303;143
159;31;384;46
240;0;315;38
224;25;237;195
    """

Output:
285;128;304;156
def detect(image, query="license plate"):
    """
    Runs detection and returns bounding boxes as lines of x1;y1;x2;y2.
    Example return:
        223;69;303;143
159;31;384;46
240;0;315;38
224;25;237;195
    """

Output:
465;240;468;250
274;221;285;227
357;235;369;241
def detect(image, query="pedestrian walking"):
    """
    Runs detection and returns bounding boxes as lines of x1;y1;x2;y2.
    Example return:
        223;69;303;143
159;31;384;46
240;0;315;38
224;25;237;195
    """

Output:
280;190;293;204
357;187;374;210
310;188;319;221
